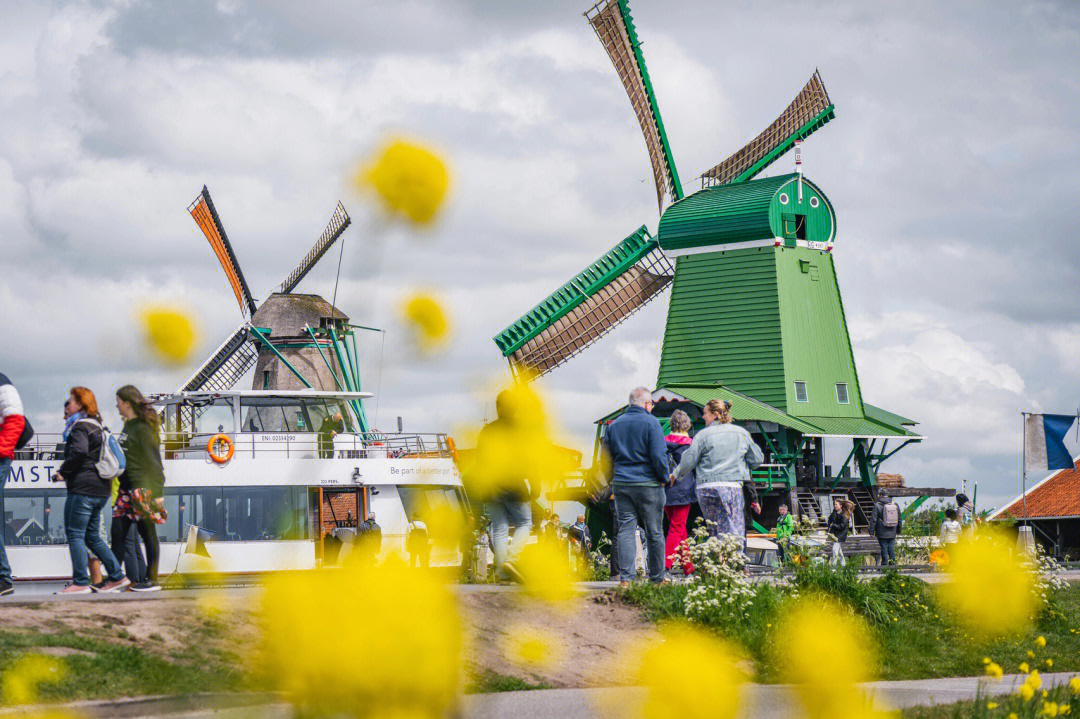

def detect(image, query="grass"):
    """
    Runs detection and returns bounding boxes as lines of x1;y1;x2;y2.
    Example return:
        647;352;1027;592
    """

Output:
0;629;246;703
620;569;1080;683
465;671;552;694
899;682;1080;718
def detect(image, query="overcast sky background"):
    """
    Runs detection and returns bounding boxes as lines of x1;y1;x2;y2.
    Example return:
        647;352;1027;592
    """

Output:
2;0;1078;509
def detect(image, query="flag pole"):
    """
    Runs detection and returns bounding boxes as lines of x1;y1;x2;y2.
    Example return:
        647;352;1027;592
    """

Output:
1021;411;1027;527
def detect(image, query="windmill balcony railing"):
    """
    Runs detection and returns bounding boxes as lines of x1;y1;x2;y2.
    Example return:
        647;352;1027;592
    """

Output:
14;432;455;462
751;464;788;490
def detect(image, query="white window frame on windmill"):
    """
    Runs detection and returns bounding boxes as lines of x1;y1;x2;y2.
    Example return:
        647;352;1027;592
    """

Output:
794;381;808;403
835;383;849;404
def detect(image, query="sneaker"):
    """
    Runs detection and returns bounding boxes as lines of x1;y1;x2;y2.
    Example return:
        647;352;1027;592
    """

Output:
93;577;131;593
129;581;161;592
59;584;92;594
501;562;525;584
0;582;13;597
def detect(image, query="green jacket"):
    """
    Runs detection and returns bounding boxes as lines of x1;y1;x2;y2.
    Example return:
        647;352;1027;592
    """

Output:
775;512;794;540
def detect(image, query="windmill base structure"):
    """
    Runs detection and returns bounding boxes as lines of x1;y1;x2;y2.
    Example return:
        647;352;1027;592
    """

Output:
492;0;954;541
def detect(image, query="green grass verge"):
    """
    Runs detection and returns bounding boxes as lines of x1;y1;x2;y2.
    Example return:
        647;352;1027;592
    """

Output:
620;570;1080;683
465;671;552;694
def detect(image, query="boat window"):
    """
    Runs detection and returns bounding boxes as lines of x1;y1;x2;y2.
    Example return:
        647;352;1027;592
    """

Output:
2;489;69;546
304;400;353;432
221;486;310;541
240;397;309;433
191;399;236;435
158;488;225;543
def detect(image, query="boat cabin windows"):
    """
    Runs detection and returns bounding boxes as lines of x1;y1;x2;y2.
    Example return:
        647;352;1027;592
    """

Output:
162;397;236;436
240;397;351;434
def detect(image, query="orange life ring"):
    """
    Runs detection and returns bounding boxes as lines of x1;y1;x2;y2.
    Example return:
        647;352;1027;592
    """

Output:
446;436;459;462
207;434;234;464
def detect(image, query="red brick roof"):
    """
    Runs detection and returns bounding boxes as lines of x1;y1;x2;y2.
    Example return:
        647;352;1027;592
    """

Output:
995;457;1080;519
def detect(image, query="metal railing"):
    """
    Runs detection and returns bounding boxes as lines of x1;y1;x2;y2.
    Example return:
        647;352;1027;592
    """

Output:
13;432;454;462
751;464;788;490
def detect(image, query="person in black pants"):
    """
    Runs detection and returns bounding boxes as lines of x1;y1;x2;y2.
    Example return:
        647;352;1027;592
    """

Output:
114;385;167;592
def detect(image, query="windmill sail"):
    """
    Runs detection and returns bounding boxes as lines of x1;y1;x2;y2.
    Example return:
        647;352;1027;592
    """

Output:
699;71;834;188
493;227;673;378
188;187;258;317
586;0;682;212
278;202;351;294
179;323;258;393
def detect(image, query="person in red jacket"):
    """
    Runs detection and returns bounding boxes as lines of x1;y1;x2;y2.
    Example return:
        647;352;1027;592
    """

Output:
0;373;27;596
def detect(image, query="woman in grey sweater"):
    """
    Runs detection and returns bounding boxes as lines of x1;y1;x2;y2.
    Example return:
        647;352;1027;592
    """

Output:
671;399;763;543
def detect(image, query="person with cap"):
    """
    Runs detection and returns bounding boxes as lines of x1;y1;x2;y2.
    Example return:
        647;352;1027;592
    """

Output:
870;489;903;566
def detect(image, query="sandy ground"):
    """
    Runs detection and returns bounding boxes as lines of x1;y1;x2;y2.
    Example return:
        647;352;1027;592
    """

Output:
0;589;655;689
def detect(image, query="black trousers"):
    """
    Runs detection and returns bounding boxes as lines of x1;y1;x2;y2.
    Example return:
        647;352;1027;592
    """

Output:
110;515;146;584
112;515;159;582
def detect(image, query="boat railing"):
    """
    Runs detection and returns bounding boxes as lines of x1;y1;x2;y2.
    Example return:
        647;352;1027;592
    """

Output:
13;432;455;461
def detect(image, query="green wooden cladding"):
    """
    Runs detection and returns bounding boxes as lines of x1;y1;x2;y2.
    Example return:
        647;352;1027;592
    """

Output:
493;226;657;357
657;174;835;251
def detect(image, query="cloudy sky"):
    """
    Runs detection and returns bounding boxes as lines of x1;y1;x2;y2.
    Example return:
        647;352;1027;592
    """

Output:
3;0;1078;509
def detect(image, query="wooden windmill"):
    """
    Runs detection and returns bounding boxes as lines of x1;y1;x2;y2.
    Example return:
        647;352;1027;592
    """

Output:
183;187;370;430
494;0;935;528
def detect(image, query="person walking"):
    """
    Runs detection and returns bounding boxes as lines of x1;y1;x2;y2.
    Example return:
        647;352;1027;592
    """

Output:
939;508;961;546
472;390;538;583
357;511;382;563
826;499;854;566
114;385;167;591
602;387;668;587
317;411;344;459
407;514;430;568
774;503;794;562
0;373;28;596
663;409;696;576
870;489;902;566
52;387;128;593
671;399;763;549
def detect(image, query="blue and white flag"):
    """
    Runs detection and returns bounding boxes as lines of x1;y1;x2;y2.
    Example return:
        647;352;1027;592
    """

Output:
1024;413;1077;472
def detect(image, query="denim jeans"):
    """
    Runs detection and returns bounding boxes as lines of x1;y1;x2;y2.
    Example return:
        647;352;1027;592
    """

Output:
487;494;531;579
0;459;11;583
111;515;147;584
878;537;896;565
614;484;665;584
64;494;123;586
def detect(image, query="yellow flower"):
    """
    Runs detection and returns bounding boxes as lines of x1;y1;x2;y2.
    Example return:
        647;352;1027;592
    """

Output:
1011;714;1021;719
1062;706;1072;716
506;626;557;669
258;558;461;718
983;657;991;664
1029;670;1043;691
942;529;1037;635
1021;663;1030;674
401;292;451;349
1020;684;1036;702
1030;651;1038;659
2;654;65;705
356;139;450;224
625;625;745;719
515;540;576;604
988;702;999;709
985;662;1003;680
1036;636;1047;648
1047;659;1054;668
1070;677;1080;695
1044;702;1060;717
140;306;198;364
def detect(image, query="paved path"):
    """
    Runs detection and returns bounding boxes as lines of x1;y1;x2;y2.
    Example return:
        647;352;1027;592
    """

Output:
12;673;1076;718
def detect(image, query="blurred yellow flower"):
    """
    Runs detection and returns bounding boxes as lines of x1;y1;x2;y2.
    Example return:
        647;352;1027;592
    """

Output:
626;625;745;719
1044;702;1060;717
1036;636;1047;648
2;654;65;706
506;626;557;669
988;703;998;709
1021;663;1030;674
1062;705;1072;715
258;559;461;718
1020;684;1036;702
1029;651;1037;659
1029;670;1043;691
985;662;1003;680
778;599;889;719
1047;659;1054;668
1011;713;1020;719
420;502;467;552
356;139;449;224
1071;676;1080;695
942;530;1036;635
929;550;949;566
516;540;575;604
140;306;198;365
401;292;451;349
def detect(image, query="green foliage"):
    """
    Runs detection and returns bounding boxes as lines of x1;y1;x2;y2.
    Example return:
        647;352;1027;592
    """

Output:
901;682;1078;718
465;671;552;694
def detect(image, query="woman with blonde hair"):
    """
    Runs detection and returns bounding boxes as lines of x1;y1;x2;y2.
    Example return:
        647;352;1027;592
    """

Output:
52;387;129;593
670;399;763;545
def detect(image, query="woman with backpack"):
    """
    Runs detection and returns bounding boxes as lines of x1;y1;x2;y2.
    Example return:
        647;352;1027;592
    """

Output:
52;387;129;593
663;410;696;576
113;385;167;591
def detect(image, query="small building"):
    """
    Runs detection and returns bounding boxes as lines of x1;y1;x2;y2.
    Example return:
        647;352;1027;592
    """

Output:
989;455;1080;558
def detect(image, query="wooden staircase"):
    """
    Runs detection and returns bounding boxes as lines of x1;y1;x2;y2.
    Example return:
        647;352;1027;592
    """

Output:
794;489;824;527
848;487;876;530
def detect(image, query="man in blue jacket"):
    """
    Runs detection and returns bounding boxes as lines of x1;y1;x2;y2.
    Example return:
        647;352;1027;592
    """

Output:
602;387;669;586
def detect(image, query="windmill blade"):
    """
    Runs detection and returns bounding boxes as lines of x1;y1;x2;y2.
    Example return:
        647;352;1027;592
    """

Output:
179;323;258;392
188;187;258;318
277;202;351;294
586;0;682;212
699;70;834;188
493;227;673;379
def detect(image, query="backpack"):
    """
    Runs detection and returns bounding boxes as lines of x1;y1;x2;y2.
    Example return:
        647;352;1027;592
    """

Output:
15;417;33;450
882;502;899;528
77;418;126;480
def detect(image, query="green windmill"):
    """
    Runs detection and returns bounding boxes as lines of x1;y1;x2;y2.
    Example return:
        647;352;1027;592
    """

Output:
493;0;944;533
